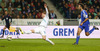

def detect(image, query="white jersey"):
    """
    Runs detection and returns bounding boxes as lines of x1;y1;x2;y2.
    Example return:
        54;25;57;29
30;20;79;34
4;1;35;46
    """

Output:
40;8;49;28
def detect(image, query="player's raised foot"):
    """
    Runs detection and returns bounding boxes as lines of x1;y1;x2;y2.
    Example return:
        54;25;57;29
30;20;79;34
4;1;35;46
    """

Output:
93;26;99;30
52;43;55;45
19;28;24;34
21;31;24;34
51;42;55;45
73;42;78;45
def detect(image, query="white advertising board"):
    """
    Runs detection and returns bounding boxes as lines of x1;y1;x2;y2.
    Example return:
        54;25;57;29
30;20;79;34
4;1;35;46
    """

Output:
0;19;63;26
0;26;100;39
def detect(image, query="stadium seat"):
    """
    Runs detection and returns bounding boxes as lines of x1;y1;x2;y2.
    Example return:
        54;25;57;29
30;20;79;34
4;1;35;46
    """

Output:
17;8;22;11
0;0;2;2
28;4;30;6
5;8;8;10
0;8;2;11
12;0;15;3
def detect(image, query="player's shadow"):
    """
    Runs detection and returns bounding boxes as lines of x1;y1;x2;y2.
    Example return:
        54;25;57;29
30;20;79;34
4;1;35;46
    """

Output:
0;45;5;47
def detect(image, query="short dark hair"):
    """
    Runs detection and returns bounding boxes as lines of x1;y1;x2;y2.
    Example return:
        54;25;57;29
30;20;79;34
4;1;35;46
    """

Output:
79;3;84;9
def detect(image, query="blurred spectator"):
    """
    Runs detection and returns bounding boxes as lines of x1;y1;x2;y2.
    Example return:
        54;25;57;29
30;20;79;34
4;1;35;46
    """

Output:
95;6;100;13
24;2;28;8
74;0;78;6
0;13;2;17
90;12;95;19
76;0;79;3
34;0;38;9
94;0;99;7
14;0;20;8
7;0;14;7
99;2;100;7
25;0;31;4
22;15;25;19
11;10;16;18
22;7;26;14
26;6;30;13
56;21;60;26
39;8;43;12
94;15;99;19
89;15;92;19
77;14;81;20
20;0;26;8
7;7;12;15
36;2;41;10
40;0;45;9
28;13;32;19
36;11;42;19
89;6;95;13
79;0;82;3
30;3;35;11
97;12;100;19
14;8;19;15
61;1;66;8
5;0;8;3
0;7;5;15
75;6;80;17
63;3;68;12
66;7;72;19
68;2;71;7
19;11;23;18
71;3;75;11
25;12;28;18
84;4;88;10
31;8;36;13
0;0;6;8
17;15;20;19
49;10;57;19
68;0;74;3
32;12;36;19
71;11;77;19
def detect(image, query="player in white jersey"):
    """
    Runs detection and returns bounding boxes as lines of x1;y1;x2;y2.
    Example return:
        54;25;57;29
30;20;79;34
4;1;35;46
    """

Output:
20;4;54;45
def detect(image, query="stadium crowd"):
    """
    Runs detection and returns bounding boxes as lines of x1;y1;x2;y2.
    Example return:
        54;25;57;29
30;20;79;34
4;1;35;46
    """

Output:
0;0;57;19
51;0;100;19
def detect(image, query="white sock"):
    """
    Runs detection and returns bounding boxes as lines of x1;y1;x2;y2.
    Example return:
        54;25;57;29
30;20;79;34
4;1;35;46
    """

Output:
46;38;54;45
17;35;19;39
24;30;32;34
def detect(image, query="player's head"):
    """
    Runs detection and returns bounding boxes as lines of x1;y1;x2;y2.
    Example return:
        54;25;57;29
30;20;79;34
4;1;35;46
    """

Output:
78;3;84;10
42;10;46;18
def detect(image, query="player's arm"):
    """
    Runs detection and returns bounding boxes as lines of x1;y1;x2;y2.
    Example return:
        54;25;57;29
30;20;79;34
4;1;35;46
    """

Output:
82;18;88;23
80;18;88;26
9;15;12;25
80;11;88;26
44;4;49;15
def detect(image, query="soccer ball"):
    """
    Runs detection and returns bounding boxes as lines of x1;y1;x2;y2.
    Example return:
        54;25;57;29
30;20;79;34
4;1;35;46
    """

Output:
7;35;12;41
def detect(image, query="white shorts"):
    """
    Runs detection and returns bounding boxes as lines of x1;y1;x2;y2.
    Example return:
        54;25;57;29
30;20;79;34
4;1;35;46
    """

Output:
34;26;46;35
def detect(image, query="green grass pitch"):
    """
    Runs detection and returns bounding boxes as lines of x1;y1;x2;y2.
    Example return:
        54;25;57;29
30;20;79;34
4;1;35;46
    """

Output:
0;39;100;51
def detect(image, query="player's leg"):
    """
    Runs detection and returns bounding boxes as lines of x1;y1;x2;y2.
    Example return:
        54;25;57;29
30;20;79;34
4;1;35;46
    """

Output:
19;27;35;34
40;29;54;45
85;26;99;36
42;34;54;45
22;29;34;34
16;27;20;38
73;26;83;45
85;25;90;36
0;26;7;38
